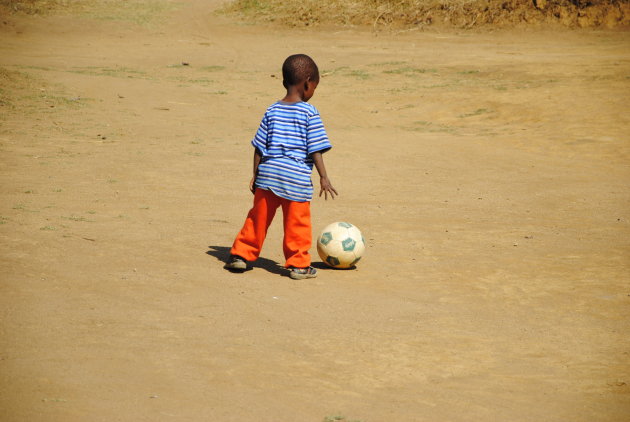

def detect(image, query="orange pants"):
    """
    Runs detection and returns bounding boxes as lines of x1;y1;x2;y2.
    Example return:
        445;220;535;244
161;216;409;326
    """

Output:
230;188;312;268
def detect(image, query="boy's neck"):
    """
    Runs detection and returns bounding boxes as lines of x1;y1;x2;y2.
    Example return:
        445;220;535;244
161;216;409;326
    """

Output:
281;87;304;103
279;98;302;104
281;78;317;103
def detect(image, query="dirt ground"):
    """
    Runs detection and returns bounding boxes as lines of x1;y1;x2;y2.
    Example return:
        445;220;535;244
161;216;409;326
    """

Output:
1;0;629;421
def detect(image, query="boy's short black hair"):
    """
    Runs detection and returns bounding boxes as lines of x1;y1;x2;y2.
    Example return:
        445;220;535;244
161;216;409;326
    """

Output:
282;54;319;88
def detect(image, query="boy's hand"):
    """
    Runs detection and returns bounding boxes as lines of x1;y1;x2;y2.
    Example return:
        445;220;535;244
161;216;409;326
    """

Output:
249;176;256;194
319;176;338;200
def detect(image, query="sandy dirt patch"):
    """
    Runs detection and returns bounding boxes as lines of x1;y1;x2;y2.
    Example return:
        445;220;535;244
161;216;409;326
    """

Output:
1;1;629;420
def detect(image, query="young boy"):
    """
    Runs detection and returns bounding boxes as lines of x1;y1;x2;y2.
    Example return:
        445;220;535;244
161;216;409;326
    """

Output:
224;54;337;280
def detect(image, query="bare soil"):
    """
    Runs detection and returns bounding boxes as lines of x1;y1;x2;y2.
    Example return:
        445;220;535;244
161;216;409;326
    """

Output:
1;1;629;421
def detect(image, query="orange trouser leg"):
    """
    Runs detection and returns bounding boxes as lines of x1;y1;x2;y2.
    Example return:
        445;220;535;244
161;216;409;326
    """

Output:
230;189;280;261
281;198;312;268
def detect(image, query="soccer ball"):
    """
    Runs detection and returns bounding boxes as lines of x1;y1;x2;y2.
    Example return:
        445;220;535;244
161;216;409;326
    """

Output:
316;222;365;269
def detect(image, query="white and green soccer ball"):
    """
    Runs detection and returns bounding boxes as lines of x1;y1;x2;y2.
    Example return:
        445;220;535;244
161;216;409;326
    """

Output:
316;222;365;269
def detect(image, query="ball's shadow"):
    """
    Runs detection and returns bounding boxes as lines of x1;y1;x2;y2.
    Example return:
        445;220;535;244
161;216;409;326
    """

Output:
311;261;356;271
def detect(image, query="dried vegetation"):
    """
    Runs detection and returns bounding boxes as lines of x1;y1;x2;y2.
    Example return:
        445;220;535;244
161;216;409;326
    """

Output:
0;0;177;24
2;0;628;28
1;0;78;14
223;0;630;29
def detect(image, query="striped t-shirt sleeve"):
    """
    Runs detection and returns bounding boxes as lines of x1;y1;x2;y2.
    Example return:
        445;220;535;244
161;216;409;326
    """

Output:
306;111;332;156
252;114;269;154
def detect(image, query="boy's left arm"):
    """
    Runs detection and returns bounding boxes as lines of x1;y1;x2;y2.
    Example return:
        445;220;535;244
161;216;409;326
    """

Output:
250;149;262;194
311;151;337;200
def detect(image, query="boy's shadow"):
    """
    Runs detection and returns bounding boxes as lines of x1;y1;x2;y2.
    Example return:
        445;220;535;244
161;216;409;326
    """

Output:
207;245;287;276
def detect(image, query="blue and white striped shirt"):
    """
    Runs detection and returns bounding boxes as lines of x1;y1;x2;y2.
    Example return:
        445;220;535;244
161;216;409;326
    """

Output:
252;101;332;202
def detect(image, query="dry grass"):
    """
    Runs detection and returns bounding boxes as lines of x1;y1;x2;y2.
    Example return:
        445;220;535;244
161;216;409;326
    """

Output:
222;0;630;29
0;0;74;14
2;0;627;28
0;0;178;24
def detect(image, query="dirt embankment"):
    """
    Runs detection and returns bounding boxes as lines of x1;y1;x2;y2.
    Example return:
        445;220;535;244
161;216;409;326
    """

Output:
3;0;629;29
224;0;630;29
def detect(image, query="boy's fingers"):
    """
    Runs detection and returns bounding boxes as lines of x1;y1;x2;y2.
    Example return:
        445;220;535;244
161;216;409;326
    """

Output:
319;186;337;200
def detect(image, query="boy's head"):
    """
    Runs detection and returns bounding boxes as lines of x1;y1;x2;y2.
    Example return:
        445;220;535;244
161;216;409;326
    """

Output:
282;54;319;89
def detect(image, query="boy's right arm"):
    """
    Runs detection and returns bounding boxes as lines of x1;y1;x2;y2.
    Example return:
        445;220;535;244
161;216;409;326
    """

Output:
311;151;337;200
250;149;262;194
